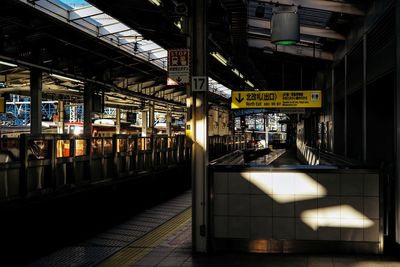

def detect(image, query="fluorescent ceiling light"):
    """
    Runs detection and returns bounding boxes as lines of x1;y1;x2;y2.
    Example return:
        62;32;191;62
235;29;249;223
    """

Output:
245;80;254;88
232;68;244;79
0;60;18;68
49;73;83;83
148;0;161;6
210;52;228;66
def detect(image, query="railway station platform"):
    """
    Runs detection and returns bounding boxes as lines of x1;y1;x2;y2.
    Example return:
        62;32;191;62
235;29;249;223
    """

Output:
27;190;400;267
2;0;400;265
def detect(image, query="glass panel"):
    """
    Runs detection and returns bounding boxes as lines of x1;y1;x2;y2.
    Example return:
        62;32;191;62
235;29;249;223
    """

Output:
91;138;102;155
56;140;71;158
0;138;20;162
145;138;152;150
27;140;51;160
75;139;87;156
137;138;144;151
117;139;127;153
103;138;113;154
128;139;136;152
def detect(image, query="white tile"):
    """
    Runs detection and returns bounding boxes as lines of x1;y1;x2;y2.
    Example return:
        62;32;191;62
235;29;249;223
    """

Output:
294;198;318;217
214;172;228;194
364;219;380;242
294;173;319;197
214;216;228;238
250;172;272;195
318;227;340;241
273;217;295;239
364;174;379;196
340;197;363;218
250;217;273;239
250;195;273;216
272;172;295;195
340;221;363;241
341;174;363;196
228;216;250;238
228;172;250;194
295;218;317;240
318;197;341;217
273;201;294;217
228;195;250;216
318;173;340;196
363;197;379;219
214;194;228;216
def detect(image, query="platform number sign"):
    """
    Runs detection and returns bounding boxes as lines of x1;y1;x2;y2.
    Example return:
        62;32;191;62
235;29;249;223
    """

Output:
192;76;208;92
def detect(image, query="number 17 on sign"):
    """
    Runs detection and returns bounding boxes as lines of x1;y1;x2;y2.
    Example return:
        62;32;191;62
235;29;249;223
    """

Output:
192;76;208;92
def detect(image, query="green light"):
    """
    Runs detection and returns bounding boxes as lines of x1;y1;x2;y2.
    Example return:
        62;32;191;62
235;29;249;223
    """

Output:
275;40;297;46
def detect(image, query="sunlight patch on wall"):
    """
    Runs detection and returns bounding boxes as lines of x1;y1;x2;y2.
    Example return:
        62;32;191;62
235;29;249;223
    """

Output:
241;172;327;203
301;205;374;231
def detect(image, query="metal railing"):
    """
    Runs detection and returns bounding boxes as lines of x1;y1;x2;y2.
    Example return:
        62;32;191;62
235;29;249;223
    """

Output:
208;135;246;159
0;134;190;201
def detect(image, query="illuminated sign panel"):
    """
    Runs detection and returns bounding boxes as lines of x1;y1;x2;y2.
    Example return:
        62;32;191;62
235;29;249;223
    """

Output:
231;91;322;109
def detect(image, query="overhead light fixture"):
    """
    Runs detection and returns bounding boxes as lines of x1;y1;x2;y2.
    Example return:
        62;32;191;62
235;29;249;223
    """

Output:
49;73;83;84
232;68;244;79
245;80;254;88
271;6;299;46
210;52;228;66
174;18;183;30
148;0;161;6
0;60;18;68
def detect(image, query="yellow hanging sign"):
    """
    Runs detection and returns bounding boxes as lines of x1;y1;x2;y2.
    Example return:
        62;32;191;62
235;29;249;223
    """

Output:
231;90;322;109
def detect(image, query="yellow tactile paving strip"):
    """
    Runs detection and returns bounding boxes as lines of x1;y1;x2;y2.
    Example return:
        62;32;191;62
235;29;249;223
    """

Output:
99;207;192;267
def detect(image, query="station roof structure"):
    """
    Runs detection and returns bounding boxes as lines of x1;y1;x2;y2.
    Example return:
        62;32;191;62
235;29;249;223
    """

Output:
0;0;371;111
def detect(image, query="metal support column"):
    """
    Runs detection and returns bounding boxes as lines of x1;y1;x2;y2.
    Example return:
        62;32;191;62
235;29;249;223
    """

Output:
191;0;208;253
166;110;172;136
149;102;155;135
363;34;367;162
30;68;42;135
84;84;93;136
344;55;348;157
331;67;335;153
58;100;64;134
264;114;269;148
141;111;147;137
395;0;400;244
116;108;121;134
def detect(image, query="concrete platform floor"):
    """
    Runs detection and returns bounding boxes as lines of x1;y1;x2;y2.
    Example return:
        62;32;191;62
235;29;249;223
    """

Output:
27;191;400;267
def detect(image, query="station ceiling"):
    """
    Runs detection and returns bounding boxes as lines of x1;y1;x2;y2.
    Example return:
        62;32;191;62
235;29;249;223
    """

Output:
0;0;372;111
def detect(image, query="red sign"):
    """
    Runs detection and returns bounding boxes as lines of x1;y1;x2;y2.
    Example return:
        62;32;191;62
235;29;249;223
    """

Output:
168;49;190;84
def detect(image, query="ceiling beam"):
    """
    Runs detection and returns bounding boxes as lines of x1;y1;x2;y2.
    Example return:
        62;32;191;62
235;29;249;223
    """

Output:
248;17;345;40
257;0;365;16
248;37;333;61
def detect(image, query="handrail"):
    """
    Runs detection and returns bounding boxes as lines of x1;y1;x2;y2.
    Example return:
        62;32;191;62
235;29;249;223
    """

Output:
0;134;190;201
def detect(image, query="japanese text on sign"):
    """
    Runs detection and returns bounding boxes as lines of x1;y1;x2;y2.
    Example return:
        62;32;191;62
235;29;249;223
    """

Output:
231;91;322;109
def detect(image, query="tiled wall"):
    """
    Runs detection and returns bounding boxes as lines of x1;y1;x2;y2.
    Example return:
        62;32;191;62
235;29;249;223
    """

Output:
212;171;380;243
